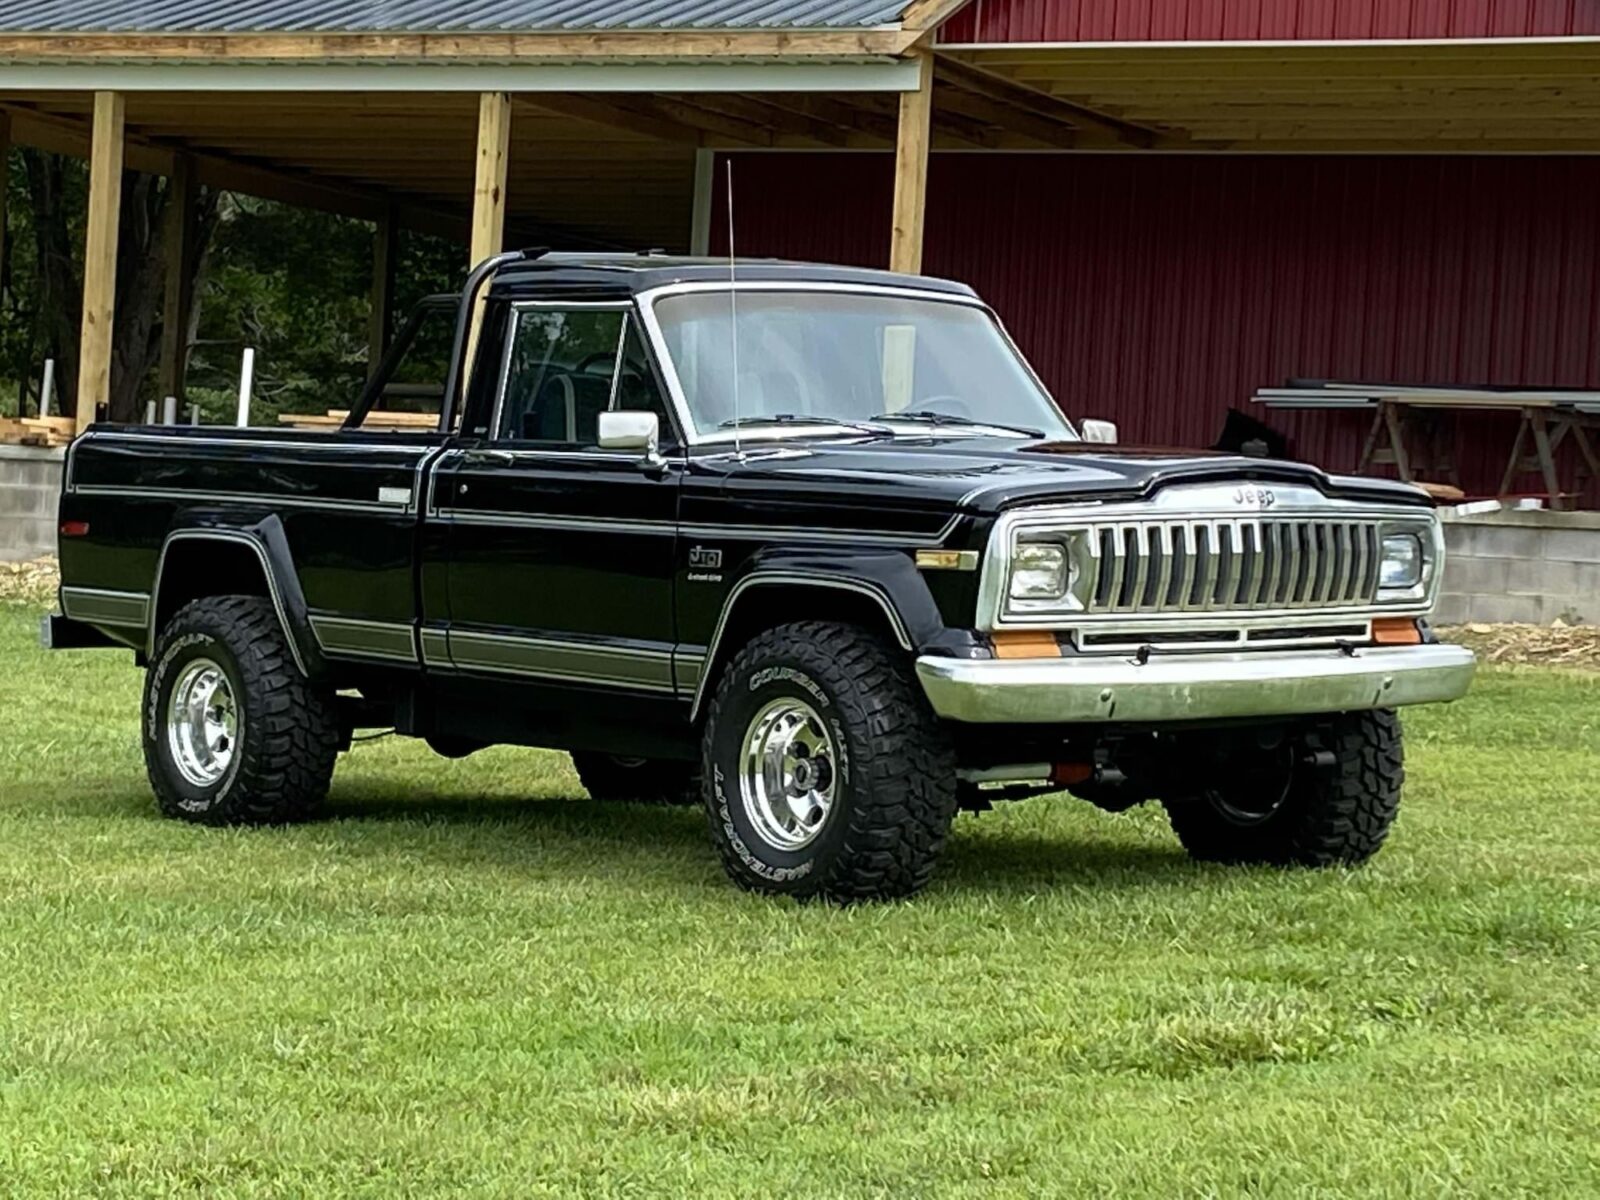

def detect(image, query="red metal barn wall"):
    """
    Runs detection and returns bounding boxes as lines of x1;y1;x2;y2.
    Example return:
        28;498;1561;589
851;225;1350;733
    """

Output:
940;0;1600;42
715;152;1600;501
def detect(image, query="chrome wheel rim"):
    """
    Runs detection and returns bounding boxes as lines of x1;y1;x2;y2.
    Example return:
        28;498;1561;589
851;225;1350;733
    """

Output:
166;658;239;788
740;698;837;851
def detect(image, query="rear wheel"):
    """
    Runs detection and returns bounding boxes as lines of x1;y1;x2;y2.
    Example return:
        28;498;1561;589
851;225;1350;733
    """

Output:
1163;710;1404;867
143;596;340;825
571;752;699;807
701;620;958;902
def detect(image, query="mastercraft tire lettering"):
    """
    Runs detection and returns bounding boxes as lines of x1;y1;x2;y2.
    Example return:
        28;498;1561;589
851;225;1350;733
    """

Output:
701;621;958;901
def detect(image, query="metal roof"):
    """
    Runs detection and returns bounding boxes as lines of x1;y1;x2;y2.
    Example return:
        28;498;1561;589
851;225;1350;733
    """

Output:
0;0;912;33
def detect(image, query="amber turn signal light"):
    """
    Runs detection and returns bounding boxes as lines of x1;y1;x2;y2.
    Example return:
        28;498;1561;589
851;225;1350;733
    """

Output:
991;630;1062;659
1371;617;1423;646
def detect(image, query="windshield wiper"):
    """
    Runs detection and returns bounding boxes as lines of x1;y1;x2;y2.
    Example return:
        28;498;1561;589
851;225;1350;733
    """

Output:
872;410;1043;438
718;413;890;434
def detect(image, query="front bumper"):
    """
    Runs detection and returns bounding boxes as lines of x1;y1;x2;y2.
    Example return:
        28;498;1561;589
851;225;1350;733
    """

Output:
915;643;1477;724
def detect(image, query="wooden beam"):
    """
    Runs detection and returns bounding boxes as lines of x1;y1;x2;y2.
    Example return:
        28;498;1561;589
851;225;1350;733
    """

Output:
935;54;1164;147
157;153;197;407
0;30;912;61
76;92;125;433
890;52;933;276
0;100;471;241
367;203;398;381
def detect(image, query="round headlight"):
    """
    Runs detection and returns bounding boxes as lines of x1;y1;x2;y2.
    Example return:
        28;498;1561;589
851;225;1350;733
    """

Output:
1380;532;1423;590
1009;542;1068;600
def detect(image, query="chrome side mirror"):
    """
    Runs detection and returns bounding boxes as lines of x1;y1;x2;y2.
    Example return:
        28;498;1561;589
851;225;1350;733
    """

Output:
1081;418;1118;445
597;410;664;471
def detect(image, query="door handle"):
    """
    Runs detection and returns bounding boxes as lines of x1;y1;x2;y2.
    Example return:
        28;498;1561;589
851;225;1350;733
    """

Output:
466;449;516;466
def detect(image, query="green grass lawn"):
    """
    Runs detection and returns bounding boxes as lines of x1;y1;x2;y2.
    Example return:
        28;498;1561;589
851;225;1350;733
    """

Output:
1;601;1597;1197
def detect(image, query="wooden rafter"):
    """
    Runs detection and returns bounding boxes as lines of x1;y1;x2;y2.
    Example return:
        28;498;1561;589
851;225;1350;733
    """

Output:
513;93;702;145
933;75;1076;149
934;54;1168;148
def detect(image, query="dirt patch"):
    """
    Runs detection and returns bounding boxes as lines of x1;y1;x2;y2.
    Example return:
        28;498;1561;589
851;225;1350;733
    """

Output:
0;556;59;605
1437;623;1600;671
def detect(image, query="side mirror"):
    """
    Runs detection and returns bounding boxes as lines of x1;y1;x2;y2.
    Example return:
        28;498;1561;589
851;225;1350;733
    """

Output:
1081;418;1118;445
598;410;659;452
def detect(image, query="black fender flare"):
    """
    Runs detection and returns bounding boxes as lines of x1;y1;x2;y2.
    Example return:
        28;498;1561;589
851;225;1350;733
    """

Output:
690;546;977;721
148;512;325;679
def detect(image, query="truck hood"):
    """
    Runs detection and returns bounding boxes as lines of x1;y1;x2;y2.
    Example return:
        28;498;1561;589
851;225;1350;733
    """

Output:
706;436;1428;522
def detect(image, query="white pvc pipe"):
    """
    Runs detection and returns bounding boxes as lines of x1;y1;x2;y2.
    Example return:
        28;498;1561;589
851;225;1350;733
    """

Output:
236;347;255;427
39;358;55;418
161;395;178;425
144;399;157;425
189;403;200;426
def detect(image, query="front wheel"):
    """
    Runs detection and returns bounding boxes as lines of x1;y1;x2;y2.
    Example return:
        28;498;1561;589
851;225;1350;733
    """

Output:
143;595;340;825
701;621;958;902
1163;710;1404;867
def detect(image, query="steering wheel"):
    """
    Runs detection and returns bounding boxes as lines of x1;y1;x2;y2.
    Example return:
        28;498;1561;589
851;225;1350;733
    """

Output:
574;352;617;375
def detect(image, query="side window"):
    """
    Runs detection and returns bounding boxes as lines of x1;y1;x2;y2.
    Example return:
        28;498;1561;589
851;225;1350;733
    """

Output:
495;306;673;447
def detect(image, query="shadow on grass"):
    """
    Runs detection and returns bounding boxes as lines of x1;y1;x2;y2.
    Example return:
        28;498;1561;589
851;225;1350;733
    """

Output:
938;827;1197;895
72;778;1203;897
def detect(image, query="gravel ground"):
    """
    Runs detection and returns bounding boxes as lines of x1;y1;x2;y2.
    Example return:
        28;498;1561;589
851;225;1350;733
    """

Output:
0;556;58;605
5;555;1594;671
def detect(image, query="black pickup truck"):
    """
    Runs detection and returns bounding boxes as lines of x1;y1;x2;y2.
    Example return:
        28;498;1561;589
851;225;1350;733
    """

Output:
45;251;1475;901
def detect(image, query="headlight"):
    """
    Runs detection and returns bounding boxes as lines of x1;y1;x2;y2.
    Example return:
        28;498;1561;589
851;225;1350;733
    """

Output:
1380;532;1424;590
1009;542;1068;600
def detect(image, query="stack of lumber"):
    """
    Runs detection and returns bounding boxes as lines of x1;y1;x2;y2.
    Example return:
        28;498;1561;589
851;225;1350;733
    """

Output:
0;416;74;447
277;408;438;432
1252;381;1600;412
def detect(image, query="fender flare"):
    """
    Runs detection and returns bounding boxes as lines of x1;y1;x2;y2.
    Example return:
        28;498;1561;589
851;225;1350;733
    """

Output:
689;548;955;722
147;513;324;679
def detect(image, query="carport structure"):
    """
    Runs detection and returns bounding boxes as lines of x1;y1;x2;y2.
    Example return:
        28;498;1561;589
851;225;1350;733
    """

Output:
3;0;1600;501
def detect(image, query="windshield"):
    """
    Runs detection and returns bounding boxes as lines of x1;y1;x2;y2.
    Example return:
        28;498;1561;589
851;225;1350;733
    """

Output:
649;289;1075;443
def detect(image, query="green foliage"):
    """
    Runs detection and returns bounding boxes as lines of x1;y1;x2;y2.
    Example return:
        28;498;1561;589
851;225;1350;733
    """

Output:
186;195;461;425
0;147;463;424
1;600;1597;1196
0;150;87;416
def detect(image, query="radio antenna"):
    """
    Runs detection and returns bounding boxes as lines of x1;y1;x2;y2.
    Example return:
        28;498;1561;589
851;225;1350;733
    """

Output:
726;160;743;460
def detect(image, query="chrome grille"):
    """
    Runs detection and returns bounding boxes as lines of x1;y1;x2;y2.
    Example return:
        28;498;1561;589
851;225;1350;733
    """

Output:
1085;518;1383;614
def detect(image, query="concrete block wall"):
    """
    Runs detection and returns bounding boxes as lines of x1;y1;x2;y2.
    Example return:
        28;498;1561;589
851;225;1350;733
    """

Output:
1435;508;1600;626
0;445;64;562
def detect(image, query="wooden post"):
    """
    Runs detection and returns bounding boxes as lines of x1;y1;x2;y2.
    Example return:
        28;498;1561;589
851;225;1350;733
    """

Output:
76;91;126;434
157;153;197;408
367;203;398;380
464;92;511;388
470;92;512;269
889;52;934;274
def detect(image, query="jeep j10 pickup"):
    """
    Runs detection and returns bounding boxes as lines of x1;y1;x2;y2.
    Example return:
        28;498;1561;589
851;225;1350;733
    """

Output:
44;251;1476;901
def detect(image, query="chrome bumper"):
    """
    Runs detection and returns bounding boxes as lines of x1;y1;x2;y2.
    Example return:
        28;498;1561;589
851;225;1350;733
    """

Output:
916;643;1477;725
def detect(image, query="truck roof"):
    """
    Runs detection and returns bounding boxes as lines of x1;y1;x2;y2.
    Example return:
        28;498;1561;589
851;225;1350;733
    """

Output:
487;252;979;300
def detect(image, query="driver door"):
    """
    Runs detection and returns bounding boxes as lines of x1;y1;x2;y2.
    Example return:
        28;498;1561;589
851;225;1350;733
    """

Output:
434;301;683;694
